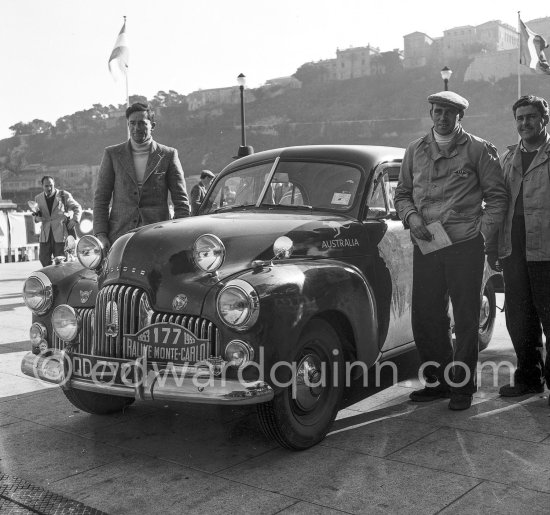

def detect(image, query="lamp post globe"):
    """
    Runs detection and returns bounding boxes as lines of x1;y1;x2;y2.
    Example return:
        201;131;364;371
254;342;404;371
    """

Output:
440;66;452;91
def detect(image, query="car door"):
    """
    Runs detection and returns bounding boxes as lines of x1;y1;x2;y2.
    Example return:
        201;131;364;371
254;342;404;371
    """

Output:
364;163;414;352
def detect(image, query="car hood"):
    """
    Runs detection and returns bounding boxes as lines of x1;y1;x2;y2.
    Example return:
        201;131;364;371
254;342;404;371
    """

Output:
101;211;366;312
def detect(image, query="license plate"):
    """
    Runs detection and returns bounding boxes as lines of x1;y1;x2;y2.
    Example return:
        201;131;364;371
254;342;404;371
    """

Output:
123;321;210;365
71;354;136;385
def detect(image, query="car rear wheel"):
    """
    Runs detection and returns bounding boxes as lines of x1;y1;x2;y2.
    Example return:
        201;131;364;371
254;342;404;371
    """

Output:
478;282;496;351
62;387;134;414
256;319;344;450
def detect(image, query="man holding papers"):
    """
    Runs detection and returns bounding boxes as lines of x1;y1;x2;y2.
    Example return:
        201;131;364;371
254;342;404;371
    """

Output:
394;91;508;410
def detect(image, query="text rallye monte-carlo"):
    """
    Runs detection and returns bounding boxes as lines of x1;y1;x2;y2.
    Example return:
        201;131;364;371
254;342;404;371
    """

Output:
21;145;502;450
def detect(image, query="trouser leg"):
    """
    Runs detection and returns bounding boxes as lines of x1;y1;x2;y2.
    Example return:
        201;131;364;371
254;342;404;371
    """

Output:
502;218;544;386
53;241;65;257
39;241;53;267
412;245;453;388
528;261;550;389
444;235;485;395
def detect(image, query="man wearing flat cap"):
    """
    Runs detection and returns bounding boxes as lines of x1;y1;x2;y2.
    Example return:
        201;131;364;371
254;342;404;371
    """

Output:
394;91;508;410
190;169;215;215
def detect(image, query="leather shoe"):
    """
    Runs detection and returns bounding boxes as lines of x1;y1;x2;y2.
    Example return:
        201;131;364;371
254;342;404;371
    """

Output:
499;383;544;397
409;387;450;402
448;394;472;411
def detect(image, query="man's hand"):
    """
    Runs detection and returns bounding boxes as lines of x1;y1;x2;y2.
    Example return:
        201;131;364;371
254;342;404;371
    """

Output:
66;219;77;231
486;253;502;272
96;233;110;252
407;213;433;241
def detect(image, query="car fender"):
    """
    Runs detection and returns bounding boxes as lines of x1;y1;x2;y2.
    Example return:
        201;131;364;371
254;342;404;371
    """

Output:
206;260;379;372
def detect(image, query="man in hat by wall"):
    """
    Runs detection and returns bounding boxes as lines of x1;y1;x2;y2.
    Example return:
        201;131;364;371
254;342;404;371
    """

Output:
486;95;550;401
94;102;190;249
394;91;508;410
190;169;215;215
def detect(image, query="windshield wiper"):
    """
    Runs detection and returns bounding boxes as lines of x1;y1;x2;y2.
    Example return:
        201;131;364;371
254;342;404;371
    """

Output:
211;204;258;214
264;204;314;211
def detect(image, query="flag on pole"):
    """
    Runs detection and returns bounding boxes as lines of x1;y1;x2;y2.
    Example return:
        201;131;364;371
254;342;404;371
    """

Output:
519;18;550;74
108;18;129;80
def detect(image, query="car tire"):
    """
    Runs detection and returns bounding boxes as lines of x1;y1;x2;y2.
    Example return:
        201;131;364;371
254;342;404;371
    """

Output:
62;387;134;415
478;281;496;351
256;318;344;450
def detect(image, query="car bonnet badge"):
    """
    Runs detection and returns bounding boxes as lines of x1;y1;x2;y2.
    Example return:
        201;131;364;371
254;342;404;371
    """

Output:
80;290;92;303
172;294;188;311
105;301;119;337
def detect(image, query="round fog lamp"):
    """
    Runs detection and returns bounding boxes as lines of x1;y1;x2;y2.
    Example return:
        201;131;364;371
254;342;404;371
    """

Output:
224;340;254;366
52;304;80;342
193;234;225;272
30;323;47;345
77;235;105;270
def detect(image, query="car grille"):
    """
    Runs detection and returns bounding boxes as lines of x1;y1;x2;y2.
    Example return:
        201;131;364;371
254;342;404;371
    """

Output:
55;285;219;362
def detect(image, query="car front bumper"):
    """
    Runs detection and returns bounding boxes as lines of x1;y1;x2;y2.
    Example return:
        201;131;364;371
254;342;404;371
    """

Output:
20;351;274;406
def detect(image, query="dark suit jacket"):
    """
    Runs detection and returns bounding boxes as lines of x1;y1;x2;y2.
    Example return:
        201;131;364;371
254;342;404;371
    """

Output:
93;140;190;243
190;182;207;215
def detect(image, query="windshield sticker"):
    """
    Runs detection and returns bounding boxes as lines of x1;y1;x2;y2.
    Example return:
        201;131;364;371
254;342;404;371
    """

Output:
331;192;351;205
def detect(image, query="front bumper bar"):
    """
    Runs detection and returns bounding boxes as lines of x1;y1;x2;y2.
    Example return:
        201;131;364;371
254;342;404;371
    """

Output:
21;351;274;406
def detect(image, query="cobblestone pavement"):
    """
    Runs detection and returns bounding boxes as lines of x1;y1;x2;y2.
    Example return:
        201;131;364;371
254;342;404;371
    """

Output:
1;262;549;514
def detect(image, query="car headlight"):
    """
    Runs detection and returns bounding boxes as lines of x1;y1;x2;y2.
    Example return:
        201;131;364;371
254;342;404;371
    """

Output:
52;304;80;342
193;234;225;272
224;340;254;367
29;323;47;345
77;235;105;270
22;272;53;314
217;279;259;330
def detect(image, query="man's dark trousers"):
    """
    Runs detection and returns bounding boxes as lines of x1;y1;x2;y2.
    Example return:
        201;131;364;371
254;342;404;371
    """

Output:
502;216;550;388
39;229;65;267
412;234;485;395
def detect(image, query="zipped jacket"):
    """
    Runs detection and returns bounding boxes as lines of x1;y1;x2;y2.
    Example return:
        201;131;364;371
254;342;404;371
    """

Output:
394;127;508;244
486;133;550;261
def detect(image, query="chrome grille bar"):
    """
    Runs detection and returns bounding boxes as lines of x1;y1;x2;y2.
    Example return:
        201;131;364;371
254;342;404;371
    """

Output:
92;285;218;361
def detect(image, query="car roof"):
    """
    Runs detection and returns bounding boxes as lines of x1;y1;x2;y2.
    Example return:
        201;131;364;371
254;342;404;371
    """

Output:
220;145;405;175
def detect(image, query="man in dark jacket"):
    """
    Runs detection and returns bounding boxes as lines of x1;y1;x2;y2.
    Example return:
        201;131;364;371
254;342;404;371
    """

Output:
93;102;190;249
190;170;215;215
486;95;550;401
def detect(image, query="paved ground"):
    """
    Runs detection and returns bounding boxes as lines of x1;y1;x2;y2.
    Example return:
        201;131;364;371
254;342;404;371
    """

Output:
1;261;549;514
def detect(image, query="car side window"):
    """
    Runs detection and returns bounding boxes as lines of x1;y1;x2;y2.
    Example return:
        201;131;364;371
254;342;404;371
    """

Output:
365;170;393;220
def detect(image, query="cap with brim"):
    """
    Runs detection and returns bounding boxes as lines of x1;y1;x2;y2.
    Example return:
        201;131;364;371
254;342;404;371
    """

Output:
428;91;469;111
201;170;215;178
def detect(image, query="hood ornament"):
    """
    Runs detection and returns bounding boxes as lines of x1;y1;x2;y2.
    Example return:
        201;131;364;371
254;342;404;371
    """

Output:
172;294;188;311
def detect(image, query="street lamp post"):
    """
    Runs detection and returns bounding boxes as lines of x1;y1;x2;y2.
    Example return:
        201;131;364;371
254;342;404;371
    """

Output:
236;73;253;158
440;66;453;91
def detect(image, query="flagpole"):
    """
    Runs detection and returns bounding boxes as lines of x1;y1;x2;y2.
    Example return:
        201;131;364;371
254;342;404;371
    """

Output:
123;16;130;140
518;11;521;98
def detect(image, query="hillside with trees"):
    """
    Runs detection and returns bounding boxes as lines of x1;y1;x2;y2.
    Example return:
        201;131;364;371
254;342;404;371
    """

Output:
1;57;549;204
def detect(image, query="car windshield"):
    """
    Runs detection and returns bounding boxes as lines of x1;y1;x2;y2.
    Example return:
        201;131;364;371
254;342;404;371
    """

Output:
202;160;362;214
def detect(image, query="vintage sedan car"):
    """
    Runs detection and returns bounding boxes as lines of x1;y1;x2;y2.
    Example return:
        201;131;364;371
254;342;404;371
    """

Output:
21;145;502;450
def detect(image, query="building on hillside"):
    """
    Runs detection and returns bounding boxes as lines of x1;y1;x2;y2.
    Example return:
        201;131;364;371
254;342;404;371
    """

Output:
264;76;302;89
403;32;439;68
311;45;402;80
404;19;518;67
187;87;255;112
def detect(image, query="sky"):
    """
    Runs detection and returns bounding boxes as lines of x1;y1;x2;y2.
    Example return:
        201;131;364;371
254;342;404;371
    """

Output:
2;0;549;139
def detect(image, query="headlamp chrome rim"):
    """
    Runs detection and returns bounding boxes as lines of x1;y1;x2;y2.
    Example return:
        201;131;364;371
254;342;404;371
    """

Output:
77;235;105;270
22;272;53;314
29;322;47;345
192;234;226;273
224;340;254;367
217;279;260;331
52;304;80;342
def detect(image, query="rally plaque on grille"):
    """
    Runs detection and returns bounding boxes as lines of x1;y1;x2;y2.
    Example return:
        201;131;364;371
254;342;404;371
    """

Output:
123;322;209;364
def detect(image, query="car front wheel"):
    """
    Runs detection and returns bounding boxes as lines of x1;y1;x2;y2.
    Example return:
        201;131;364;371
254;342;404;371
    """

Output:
62;387;135;414
256;319;344;450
